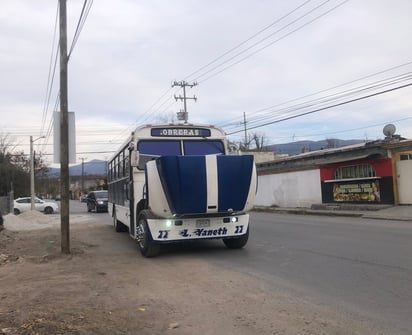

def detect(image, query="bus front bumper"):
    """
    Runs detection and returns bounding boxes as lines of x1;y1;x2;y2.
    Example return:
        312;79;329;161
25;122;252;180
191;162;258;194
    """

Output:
147;214;249;242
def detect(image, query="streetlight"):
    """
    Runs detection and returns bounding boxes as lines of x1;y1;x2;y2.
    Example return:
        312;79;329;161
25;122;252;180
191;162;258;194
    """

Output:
30;135;45;210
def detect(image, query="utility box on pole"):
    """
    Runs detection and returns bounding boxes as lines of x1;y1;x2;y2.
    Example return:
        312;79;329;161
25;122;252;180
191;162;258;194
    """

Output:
53;111;76;164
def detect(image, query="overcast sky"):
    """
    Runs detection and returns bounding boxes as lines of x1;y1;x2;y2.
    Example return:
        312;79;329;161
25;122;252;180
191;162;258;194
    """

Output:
1;0;412;164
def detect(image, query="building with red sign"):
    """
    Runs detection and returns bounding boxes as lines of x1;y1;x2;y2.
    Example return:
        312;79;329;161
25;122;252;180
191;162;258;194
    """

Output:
255;138;412;208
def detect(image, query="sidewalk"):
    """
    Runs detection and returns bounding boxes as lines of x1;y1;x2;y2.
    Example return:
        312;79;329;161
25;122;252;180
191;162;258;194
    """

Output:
253;204;412;222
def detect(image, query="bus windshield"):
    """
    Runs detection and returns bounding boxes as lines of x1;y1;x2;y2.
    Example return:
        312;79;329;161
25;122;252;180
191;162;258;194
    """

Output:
137;139;225;169
183;140;224;155
137;140;181;169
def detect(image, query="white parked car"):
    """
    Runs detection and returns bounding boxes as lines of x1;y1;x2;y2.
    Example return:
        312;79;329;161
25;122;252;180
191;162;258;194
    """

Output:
13;197;59;215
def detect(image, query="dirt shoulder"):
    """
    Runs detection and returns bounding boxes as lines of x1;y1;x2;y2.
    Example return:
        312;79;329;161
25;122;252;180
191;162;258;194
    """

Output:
1;213;382;335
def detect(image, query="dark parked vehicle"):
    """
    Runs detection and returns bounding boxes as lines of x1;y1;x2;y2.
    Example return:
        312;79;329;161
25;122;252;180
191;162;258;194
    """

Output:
87;191;108;213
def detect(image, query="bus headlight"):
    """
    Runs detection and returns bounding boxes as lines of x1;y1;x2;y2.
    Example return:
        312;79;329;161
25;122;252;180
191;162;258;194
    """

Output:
223;217;239;223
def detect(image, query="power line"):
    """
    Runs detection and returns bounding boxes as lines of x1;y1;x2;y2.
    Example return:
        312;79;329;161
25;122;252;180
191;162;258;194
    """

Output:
68;0;94;60
225;73;412;133
228;81;412;135
109;0;346;141
232;116;412;142
218;61;412;128
108;86;181;144
297;116;412;139
184;0;314;81
38;1;94;156
195;0;349;84
40;2;60;144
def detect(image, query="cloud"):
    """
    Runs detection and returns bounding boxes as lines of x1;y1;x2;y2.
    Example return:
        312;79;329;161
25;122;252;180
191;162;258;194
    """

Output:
1;0;412;163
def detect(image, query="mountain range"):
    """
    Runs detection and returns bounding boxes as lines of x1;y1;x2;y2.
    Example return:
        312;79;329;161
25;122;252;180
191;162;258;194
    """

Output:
267;139;365;156
46;139;365;176
47;159;107;177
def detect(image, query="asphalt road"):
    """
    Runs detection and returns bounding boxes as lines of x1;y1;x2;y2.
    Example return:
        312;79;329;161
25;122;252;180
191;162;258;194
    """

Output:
69;201;412;334
247;213;412;333
68;199;90;214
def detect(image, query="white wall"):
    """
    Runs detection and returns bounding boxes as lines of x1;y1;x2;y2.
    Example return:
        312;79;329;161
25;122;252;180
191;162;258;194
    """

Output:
396;160;412;204
255;169;322;208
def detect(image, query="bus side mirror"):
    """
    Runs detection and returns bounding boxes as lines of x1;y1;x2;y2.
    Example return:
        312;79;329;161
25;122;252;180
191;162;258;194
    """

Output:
130;151;138;167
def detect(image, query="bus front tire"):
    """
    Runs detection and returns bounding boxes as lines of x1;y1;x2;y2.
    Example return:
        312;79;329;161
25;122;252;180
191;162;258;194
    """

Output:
136;210;160;258
223;228;249;249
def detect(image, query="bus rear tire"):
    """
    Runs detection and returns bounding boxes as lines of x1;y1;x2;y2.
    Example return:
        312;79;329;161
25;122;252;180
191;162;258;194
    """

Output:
136;210;160;258
223;228;249;249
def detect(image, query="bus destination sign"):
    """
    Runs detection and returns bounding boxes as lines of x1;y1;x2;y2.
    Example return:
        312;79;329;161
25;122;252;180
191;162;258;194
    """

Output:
151;128;211;137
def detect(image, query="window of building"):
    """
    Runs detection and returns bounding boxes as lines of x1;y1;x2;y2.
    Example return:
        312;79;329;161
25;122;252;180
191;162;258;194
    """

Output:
400;154;412;161
334;164;376;180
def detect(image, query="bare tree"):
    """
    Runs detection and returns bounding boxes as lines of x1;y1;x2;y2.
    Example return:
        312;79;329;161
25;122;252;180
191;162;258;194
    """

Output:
325;138;339;149
0;133;28;196
239;133;253;151
240;131;269;151
154;112;176;124
252;131;269;151
0;132;18;156
0;132;49;197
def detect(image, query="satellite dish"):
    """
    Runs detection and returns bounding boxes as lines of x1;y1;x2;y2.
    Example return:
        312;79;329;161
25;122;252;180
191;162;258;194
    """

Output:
383;124;396;137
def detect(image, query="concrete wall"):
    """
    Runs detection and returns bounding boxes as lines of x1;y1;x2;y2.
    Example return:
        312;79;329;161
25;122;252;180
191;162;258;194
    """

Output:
255;169;322;208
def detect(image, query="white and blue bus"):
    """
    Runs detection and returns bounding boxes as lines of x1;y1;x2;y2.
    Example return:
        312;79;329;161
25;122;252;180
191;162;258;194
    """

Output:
107;123;256;257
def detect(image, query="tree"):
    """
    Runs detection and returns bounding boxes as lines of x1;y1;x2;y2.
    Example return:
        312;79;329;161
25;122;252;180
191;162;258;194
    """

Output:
0;133;18;157
154;112;176;124
325;138;340;149
0;133;49;197
240;131;270;151
252;132;269;151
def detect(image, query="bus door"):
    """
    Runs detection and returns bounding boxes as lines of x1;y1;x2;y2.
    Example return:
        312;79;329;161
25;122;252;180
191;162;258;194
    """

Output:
128;146;135;236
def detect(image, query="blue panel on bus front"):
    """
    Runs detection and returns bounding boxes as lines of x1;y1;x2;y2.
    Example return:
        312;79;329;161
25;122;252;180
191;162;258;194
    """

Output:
217;155;254;212
156;156;207;214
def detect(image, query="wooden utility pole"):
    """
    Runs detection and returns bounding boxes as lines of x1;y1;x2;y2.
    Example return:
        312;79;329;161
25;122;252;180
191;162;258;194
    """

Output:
243;112;248;149
59;0;70;254
80;157;87;194
30;136;45;210
172;81;197;122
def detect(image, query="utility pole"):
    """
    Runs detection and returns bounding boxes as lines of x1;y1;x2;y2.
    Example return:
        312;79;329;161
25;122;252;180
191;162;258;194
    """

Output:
30;135;45;210
59;0;70;254
80;157;87;194
30;136;35;210
172;80;197;122
243;112;248;150
9;182;14;214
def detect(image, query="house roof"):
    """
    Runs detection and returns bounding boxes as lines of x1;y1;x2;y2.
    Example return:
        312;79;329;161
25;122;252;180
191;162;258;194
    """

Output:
256;139;412;175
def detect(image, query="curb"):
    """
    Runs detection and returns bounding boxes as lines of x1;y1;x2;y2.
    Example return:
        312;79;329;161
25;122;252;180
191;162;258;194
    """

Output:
361;215;412;222
253;207;363;218
253;206;412;222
